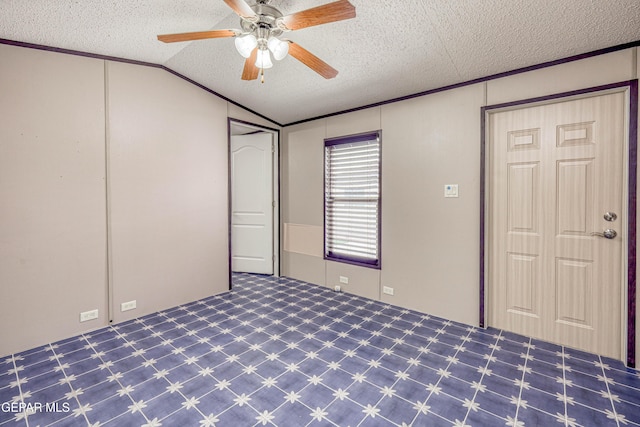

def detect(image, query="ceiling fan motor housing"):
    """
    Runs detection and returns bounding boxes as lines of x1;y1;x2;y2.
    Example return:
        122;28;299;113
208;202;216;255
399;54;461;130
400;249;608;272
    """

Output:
241;2;285;39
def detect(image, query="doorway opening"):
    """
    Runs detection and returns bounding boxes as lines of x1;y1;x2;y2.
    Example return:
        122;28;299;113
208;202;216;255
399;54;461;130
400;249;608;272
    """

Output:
228;119;280;288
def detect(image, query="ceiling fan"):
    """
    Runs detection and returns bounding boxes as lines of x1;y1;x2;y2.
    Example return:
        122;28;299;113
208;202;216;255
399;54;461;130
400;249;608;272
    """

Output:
157;0;356;82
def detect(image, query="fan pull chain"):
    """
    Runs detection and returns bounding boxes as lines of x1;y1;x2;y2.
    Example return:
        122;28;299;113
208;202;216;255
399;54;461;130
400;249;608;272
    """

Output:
261;68;265;84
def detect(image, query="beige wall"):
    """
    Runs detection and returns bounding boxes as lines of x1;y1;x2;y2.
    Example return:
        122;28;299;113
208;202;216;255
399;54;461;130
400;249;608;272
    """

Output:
486;50;634;105
380;84;484;325
281;120;326;284
0;45;107;355
227;103;279;130
0;46;235;356
281;47;639;362
107;61;229;324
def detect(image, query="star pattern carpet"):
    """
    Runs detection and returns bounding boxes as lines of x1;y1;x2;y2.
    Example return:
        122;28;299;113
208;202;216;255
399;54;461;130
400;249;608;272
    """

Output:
1;273;639;426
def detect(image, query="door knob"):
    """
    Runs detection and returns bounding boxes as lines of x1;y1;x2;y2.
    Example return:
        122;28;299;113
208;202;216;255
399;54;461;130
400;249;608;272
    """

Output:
591;229;617;239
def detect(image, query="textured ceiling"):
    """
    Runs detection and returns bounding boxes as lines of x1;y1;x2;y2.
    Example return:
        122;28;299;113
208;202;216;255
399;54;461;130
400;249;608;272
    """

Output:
1;0;639;125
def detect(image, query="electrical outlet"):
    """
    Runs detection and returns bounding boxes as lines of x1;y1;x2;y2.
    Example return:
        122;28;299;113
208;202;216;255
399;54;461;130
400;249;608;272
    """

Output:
383;286;394;296
339;276;349;284
121;300;137;312
80;309;98;322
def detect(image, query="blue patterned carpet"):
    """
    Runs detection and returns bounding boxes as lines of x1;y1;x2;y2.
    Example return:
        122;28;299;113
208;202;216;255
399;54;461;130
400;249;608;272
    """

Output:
1;273;639;426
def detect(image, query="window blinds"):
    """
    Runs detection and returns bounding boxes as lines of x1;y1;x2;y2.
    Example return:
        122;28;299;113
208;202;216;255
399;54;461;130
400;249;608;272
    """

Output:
324;132;381;267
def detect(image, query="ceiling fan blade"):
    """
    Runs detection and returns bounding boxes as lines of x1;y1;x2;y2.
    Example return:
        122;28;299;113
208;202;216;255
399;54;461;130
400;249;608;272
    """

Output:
288;41;338;79
224;0;258;20
157;30;236;43
280;0;355;31
242;48;259;80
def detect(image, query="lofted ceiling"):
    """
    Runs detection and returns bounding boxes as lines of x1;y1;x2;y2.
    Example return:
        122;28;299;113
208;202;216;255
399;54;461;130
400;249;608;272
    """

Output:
1;0;639;125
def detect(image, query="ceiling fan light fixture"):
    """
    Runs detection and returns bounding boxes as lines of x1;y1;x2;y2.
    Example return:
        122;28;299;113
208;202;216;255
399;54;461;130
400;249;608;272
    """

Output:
158;0;357;81
267;37;289;60
235;34;257;58
255;48;273;69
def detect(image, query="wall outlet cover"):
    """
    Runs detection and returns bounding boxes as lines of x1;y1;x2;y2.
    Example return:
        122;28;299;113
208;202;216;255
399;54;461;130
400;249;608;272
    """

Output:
121;300;137;312
339;276;349;284
80;309;98;322
383;286;394;296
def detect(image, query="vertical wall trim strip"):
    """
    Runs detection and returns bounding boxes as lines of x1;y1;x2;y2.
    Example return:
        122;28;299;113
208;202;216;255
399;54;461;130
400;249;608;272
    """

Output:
275;129;281;277
627;80;638;367
480;81;489;328
104;60;114;324
378;111;383;284
479;107;487;328
227;118;233;290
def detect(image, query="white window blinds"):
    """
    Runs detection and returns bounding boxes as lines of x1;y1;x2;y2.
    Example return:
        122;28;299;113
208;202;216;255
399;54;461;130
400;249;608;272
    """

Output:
324;132;381;268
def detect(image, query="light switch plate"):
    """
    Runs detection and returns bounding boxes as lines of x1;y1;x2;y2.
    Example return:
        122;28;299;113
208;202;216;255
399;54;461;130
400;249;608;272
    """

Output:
444;184;459;198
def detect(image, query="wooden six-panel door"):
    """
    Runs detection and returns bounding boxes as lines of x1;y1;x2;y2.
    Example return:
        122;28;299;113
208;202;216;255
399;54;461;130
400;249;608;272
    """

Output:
488;92;626;359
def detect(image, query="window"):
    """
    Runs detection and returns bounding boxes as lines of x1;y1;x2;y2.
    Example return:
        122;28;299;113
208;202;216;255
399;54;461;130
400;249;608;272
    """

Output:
324;131;381;268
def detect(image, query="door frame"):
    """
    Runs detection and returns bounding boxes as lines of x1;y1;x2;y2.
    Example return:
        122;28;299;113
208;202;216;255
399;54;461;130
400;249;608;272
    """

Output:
228;118;280;288
480;80;638;367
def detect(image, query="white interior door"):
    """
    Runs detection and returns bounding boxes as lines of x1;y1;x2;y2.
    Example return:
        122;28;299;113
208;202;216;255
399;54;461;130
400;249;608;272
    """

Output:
231;132;274;274
488;91;626;359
